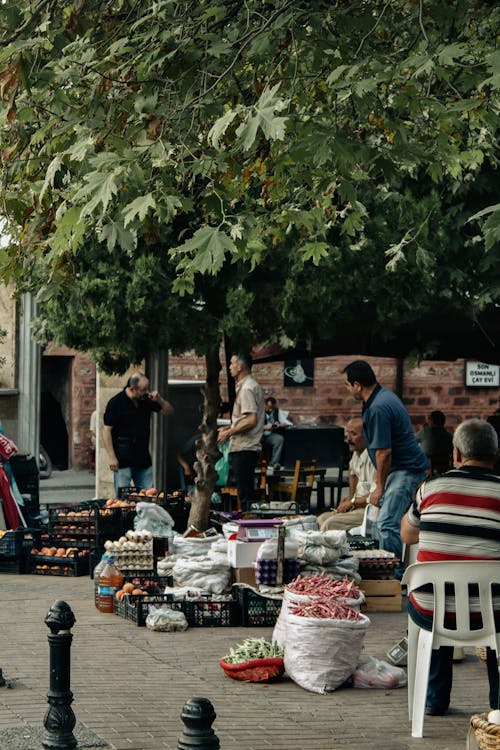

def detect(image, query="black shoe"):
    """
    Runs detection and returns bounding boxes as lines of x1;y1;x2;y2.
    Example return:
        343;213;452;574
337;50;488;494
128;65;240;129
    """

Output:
425;705;448;716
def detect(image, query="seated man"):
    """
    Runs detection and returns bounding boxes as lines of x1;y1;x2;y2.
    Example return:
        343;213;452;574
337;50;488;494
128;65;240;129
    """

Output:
401;418;500;716
261;396;292;469
415;410;453;474
317;416;375;532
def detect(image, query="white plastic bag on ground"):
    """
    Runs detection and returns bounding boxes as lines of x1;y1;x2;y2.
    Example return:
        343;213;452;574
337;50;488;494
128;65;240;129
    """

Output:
283;610;370;694
353;656;407;688
146;606;188;632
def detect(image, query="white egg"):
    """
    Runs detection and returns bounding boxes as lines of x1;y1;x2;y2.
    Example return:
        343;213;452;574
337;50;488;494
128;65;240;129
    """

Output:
104;541;112;550
126;530;134;540
487;710;500;725
118;536;127;544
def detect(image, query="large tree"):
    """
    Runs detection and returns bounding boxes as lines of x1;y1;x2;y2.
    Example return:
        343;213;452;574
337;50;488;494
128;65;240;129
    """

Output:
0;0;499;525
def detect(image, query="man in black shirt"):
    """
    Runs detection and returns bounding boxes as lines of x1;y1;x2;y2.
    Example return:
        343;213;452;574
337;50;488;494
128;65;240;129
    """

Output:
103;372;173;496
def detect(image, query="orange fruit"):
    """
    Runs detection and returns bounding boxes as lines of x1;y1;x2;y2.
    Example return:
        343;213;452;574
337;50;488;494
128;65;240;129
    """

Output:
122;583;135;594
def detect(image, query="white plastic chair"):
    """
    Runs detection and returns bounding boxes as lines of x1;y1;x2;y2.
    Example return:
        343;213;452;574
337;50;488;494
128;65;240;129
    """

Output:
402;561;500;738
349;503;377;537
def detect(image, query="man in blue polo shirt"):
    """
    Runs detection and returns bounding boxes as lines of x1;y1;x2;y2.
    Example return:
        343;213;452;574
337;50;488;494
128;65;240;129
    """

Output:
343;360;428;569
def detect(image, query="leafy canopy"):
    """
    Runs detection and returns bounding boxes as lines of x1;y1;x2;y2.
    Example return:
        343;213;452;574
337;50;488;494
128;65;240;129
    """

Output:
0;0;499;370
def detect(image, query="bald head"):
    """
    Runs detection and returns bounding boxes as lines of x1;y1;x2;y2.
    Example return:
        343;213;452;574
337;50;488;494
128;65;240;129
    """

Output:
346;416;365;453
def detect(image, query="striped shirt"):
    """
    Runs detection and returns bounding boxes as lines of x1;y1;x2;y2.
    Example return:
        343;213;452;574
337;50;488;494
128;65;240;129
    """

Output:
406;466;500;617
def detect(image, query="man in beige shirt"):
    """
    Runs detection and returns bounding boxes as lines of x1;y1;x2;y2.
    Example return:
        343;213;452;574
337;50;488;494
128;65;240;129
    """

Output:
218;353;265;510
317;416;375;531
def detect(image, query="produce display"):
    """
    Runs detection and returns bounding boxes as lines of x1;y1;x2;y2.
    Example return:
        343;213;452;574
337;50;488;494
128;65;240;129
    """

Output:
289;599;363;621
287;574;361;600
104;529;153;570
220;638;285;682
223;638;284;664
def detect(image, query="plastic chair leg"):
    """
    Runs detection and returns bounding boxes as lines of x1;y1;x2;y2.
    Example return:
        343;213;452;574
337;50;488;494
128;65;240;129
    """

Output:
407;618;419;720
412;630;434;738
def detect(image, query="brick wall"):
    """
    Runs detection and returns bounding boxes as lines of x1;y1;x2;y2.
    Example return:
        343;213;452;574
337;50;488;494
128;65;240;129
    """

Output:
169;352;500;431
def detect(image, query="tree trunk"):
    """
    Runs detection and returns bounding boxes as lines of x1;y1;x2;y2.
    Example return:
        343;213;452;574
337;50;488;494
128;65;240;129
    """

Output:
187;345;222;532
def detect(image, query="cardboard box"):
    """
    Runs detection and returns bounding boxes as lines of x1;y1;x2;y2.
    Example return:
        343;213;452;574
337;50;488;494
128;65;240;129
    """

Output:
360;579;402;612
227;540;263;568
233;567;257;586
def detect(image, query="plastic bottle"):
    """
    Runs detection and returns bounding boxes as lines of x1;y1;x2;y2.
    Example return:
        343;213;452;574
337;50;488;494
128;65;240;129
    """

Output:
93;554;110;608
98;557;124;613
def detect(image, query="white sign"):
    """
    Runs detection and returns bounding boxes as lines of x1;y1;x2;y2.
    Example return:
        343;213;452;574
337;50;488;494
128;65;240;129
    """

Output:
465;361;500;387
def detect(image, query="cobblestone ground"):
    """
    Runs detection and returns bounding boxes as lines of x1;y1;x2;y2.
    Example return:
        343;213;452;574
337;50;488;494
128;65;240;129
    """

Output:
0;574;489;750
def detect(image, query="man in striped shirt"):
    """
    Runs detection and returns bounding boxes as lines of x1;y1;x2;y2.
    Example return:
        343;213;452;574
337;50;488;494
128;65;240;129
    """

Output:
401;418;500;716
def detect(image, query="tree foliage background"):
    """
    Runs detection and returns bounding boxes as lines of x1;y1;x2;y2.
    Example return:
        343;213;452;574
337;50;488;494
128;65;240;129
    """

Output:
0;0;498;374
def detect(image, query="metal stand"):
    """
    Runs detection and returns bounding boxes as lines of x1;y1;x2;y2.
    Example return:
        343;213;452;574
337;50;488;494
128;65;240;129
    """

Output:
178;697;220;749
42;601;77;750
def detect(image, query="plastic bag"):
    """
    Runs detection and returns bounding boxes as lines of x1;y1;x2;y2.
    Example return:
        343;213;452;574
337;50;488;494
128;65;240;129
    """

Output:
134;502;175;537
283;609;370;694
171;534;223;557
145;606;188;632
172;556;232;594
256;538;299;560
215;441;229;487
352;656;407;689
293;530;349;565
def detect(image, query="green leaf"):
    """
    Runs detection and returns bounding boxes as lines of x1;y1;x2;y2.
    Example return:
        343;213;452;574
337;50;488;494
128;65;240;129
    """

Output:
236;84;289;151
467;203;500;222
39;156;63;202
170;225;236;275
73;170;121;216
300;242;329;266
99;219;137;253
208;108;239;150
122;193;156;227
437;43;468;66
50;206;85;255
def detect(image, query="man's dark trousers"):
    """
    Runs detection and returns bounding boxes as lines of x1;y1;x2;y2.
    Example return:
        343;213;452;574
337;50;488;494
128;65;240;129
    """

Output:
230;450;259;510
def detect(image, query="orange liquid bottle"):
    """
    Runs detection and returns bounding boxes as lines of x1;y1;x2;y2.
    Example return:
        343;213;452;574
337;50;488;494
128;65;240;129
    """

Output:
98;558;124;613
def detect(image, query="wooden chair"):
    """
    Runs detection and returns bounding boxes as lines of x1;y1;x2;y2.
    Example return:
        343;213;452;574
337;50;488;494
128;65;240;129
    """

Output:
269;459;318;508
219;457;269;511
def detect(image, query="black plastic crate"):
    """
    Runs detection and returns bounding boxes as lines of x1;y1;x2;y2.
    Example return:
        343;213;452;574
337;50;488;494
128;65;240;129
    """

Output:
28;550;90;577
0;557;26;574
114;594;240;628
0;529;40;558
233;585;283;627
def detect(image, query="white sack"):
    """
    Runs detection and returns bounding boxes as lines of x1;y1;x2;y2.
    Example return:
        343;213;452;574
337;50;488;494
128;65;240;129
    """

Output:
283;610;370;694
256;538;299;560
172;555;231;594
171;534;223;557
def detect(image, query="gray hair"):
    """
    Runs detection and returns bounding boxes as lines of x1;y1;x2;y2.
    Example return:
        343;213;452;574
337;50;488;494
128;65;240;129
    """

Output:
453;418;498;462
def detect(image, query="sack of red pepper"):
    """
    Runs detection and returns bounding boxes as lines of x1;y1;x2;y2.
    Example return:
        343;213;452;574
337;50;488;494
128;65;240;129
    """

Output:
273;574;370;694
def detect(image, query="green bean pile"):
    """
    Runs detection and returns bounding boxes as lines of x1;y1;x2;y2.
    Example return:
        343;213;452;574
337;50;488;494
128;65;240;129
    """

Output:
223;637;284;664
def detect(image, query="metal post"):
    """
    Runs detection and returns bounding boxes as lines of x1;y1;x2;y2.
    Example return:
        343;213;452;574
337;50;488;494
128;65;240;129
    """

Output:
0;668;5;687
42;601;77;750
177;697;220;749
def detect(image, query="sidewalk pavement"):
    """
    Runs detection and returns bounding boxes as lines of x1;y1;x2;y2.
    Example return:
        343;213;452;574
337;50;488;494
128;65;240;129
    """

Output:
0;573;489;750
39;469;97;506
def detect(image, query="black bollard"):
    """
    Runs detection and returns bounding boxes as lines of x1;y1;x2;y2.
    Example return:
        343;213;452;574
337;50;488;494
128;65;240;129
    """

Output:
177;697;220;749
42;601;77;750
0;668;5;687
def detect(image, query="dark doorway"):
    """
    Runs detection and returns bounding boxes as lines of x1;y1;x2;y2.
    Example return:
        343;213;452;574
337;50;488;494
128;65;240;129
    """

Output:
166;382;204;490
41;356;71;470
